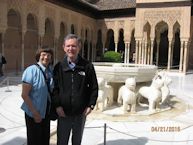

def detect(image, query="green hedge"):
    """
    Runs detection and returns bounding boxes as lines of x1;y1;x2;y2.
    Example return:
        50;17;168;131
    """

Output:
102;51;122;62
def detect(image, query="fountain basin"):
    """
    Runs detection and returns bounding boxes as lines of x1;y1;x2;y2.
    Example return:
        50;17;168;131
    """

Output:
94;62;157;83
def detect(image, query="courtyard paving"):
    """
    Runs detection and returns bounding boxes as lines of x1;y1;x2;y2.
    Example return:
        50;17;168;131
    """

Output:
0;72;193;145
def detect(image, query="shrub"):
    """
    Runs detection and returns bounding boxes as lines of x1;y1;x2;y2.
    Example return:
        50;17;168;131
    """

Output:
102;51;122;62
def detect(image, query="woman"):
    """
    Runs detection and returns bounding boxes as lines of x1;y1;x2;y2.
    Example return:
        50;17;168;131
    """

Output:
21;48;54;145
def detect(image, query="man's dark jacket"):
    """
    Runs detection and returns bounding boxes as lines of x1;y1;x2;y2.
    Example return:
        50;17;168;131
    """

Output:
52;55;98;116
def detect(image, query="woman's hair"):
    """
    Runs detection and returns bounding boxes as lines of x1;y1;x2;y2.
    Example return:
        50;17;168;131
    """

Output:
35;47;54;64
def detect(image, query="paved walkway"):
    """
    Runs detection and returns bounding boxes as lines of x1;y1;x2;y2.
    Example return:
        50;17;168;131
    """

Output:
1;72;193;145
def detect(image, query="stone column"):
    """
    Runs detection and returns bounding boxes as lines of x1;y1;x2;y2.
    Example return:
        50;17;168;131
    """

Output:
138;40;142;64
179;41;184;72
124;42;130;63
170;41;174;68
1;33;5;55
141;40;145;64
147;43;150;64
144;41;147;64
1;33;5;73
38;35;43;48
87;41;90;60
54;37;58;63
167;39;172;70
127;42;130;63
115;42;118;52
124;43;128;63
81;38;85;57
102;39;105;54
156;40;160;66
183;41;188;73
150;39;154;65
21;31;25;71
92;42;96;62
135;40;139;64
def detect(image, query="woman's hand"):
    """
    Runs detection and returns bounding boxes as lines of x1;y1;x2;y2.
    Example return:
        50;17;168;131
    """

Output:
33;111;42;123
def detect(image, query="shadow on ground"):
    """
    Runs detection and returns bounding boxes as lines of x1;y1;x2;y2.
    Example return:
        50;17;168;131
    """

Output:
97;137;148;145
1;137;26;145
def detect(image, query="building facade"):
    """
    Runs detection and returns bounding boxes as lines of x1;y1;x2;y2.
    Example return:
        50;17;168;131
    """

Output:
0;0;192;73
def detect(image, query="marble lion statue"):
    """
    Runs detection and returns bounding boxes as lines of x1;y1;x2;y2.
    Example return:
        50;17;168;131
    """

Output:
117;77;137;113
137;71;172;112
95;77;113;111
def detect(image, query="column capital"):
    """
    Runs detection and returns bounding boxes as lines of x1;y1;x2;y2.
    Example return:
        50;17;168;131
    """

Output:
180;37;189;42
125;41;130;44
168;38;173;42
135;37;142;41
0;27;6;34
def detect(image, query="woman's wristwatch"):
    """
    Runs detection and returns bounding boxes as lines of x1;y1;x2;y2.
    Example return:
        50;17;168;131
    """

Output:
90;105;95;110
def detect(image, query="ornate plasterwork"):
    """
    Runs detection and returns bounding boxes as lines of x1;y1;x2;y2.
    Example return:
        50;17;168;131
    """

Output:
0;5;6;32
45;6;56;21
60;12;68;22
106;21;115;29
7;0;23;13
144;10;181;27
118;20;125;29
25;0;40;16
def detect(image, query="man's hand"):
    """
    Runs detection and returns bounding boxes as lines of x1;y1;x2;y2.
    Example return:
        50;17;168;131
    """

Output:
84;107;92;116
56;106;65;117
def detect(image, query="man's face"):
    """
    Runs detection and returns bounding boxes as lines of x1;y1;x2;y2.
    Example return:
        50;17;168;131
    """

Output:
63;38;80;61
39;52;52;67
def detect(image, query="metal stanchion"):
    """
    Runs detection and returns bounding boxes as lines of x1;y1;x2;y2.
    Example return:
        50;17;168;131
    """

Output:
104;123;106;145
5;77;11;92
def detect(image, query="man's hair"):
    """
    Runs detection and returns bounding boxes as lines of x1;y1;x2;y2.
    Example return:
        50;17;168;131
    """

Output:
63;34;81;48
35;47;54;64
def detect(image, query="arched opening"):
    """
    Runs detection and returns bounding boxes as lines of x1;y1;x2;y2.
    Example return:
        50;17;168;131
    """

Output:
96;29;103;61
172;22;180;69
83;29;88;59
5;9;22;72
79;28;84;57
57;22;66;62
24;13;38;67
130;29;135;62
89;30;93;61
154;21;169;68
71;24;75;34
89;41;92;61
105;29;115;51
42;18;54;48
143;22;151;64
118;29;125;61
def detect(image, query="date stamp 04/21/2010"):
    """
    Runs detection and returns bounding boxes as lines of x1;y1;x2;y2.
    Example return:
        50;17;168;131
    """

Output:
151;126;181;132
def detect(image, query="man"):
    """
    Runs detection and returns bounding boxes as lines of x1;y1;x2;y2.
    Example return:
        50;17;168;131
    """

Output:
0;53;6;77
53;34;98;145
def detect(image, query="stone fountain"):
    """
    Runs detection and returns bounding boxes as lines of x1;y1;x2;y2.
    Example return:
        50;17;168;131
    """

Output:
94;62;157;103
93;62;175;117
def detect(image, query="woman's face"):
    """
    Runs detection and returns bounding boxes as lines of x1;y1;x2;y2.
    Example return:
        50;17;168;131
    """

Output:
39;52;52;67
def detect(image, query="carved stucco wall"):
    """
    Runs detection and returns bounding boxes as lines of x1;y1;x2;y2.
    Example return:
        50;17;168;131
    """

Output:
0;0;192;71
0;0;98;72
135;6;190;40
144;9;181;38
0;0;97;40
97;18;135;43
